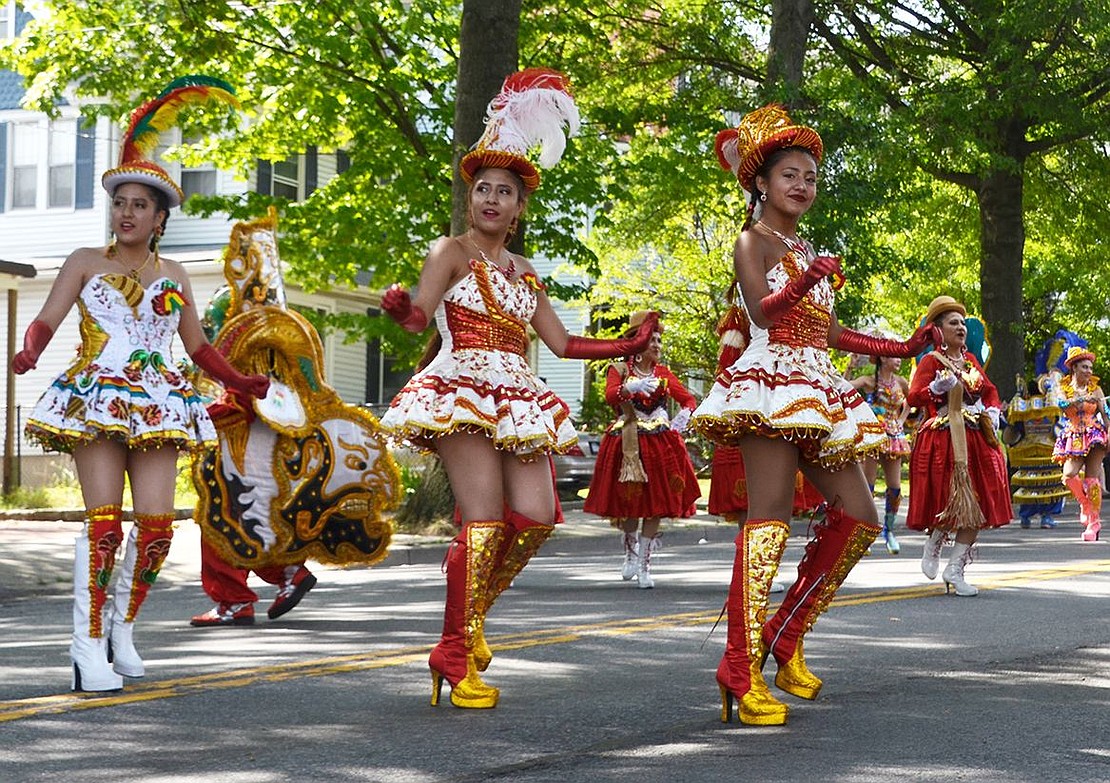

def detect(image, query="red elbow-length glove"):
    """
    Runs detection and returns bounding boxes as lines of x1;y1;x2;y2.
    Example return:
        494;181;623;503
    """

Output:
192;344;271;399
381;284;429;332
759;254;842;323
833;323;942;358
564;312;660;360
12;320;55;374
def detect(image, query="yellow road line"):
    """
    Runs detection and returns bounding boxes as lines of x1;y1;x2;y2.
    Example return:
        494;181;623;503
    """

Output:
2;560;1106;724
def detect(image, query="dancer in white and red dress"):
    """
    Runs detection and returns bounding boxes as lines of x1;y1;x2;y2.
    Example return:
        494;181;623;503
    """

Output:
380;70;657;709
690;104;938;726
13;77;268;692
584;312;700;588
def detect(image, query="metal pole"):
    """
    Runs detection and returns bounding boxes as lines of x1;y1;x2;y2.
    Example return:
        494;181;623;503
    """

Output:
4;287;16;495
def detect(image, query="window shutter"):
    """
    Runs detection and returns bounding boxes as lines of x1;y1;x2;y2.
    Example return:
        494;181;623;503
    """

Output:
0;123;6;213
337;149;350;174
256;159;272;194
305;146;318;196
74;116;95;209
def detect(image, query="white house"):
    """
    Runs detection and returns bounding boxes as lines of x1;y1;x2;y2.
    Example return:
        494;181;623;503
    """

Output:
0;2;590;487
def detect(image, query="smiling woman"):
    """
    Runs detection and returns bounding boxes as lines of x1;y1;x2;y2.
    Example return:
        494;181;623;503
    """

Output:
377;69;658;710
11;76;269;695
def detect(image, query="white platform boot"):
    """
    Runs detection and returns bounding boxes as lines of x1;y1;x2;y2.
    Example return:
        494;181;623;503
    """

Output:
72;532;123;692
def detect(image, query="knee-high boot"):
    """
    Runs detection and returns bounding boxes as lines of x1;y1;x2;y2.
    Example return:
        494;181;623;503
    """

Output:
471;510;554;672
882;488;902;555
108;512;174;677
1082;478;1102;542
1064;475;1091;525
72;506;124;692
717;519;790;726
428;520;506;708
761;507;879;700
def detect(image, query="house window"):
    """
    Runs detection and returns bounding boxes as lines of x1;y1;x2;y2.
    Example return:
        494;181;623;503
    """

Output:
11;122;39;209
179;133;217;200
271;156;300;200
48;120;75;208
365;308;410;406
0;2;12;39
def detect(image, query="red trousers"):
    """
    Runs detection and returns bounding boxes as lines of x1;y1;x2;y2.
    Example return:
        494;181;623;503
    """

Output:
199;538;301;604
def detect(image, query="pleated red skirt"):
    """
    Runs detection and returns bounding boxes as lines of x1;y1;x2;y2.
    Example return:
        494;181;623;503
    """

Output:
907;426;1013;531
584;429;700;519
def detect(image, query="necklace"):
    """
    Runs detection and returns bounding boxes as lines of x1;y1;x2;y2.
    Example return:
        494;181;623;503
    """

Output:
756;221;807;255
630;361;654;378
467;232;515;279
112;250;155;283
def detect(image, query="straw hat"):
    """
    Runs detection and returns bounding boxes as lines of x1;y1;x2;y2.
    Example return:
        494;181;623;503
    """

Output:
621;310;663;339
924;295;967;324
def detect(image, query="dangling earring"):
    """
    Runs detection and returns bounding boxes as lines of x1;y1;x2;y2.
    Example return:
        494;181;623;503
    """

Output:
940;342;949;353
759;192;767;202
105;235;117;259
506;218;518;242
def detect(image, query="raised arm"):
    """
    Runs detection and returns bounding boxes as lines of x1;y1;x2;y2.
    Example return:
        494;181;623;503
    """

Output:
529;290;657;361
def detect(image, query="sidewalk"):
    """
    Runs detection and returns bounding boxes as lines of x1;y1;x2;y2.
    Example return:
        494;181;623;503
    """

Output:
0;501;743;601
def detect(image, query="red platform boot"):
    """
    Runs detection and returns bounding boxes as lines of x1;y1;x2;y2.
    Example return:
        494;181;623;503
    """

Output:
717;519;791;725
761;507;879;700
428;520;506;708
470;510;554;672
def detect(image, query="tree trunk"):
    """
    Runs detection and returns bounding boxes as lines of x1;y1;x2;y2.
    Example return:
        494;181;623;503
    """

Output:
977;169;1025;399
451;0;522;236
766;0;813;98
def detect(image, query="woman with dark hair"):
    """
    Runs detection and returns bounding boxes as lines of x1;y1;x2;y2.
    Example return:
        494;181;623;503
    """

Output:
380;70;657;709
691;104;938;725
584;311;700;588
906;296;1012;595
12;77;270;692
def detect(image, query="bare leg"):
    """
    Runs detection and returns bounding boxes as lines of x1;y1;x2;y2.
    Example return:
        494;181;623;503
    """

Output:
72;440;127;509
436;432;505;522
798;460;879;526
737;436;800;522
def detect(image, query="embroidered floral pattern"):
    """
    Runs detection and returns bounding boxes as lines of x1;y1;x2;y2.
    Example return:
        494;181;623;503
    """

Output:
24;274;216;454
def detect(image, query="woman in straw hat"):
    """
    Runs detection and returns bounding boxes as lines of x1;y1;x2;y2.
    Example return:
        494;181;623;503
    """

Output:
11;77;270;693
583;311;700;588
1050;346;1107;541
691;104;939;726
906;296;1012;595
380;69;657;709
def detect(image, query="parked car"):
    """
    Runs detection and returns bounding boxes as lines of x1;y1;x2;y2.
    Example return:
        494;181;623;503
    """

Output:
552;433;600;500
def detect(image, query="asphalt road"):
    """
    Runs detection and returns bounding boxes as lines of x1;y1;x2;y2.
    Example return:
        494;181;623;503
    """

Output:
0;507;1107;782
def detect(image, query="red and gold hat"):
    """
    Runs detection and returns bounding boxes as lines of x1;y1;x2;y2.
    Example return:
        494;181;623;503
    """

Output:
459;68;579;193
714;103;823;192
102;75;240;209
1064;346;1096;367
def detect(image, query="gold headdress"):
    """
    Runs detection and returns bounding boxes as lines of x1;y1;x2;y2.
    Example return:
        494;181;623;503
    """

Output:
714;103;823;192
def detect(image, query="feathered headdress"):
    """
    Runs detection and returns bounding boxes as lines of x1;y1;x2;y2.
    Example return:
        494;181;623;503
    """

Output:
102;75;240;208
459;68;580;193
714;103;823;193
1035;329;1088;376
